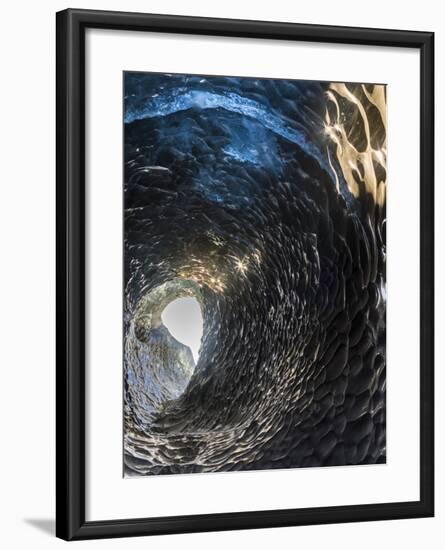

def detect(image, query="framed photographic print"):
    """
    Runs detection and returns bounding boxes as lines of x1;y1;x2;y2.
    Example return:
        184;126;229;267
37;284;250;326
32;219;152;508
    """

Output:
56;8;434;540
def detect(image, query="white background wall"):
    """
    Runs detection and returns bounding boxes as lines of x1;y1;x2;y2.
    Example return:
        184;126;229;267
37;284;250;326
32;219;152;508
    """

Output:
0;0;442;548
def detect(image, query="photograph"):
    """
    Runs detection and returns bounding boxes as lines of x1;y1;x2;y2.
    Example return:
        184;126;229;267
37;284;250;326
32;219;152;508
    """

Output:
123;72;387;476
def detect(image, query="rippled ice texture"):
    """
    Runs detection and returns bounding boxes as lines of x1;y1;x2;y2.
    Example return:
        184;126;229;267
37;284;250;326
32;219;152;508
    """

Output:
123;72;386;476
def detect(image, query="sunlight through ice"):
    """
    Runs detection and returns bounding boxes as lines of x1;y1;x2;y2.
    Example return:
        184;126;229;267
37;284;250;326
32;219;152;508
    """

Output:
161;297;203;364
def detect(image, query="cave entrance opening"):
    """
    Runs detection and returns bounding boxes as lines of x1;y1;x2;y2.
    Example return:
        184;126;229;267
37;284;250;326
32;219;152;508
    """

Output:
161;297;203;365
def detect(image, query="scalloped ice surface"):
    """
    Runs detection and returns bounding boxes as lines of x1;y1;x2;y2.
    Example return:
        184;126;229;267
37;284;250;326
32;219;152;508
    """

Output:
123;73;386;476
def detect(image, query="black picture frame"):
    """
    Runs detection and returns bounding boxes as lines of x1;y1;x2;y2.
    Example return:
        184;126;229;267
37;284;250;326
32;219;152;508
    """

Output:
56;8;434;541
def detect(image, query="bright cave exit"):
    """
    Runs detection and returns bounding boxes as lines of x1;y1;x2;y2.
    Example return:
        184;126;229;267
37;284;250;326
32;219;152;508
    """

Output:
161;297;203;364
